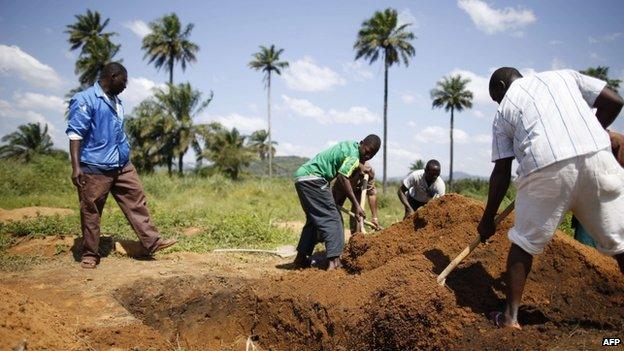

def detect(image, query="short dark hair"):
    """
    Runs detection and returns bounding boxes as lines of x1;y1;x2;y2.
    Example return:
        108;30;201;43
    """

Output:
489;67;522;91
100;62;127;78
361;134;381;150
426;159;441;169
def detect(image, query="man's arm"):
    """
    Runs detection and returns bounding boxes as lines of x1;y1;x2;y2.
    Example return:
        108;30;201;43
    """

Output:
336;174;365;218
397;184;414;213
69;140;83;189
594;88;624;128
477;157;513;242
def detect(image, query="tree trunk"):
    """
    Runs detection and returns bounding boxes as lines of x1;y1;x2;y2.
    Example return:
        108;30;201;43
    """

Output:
382;56;389;194
267;70;273;179
449;107;454;192
168;57;174;85
167;155;173;177
178;152;184;176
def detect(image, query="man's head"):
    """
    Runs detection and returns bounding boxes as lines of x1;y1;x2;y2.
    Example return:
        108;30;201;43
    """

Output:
489;67;522;104
424;159;441;184
359;134;381;162
99;62;128;96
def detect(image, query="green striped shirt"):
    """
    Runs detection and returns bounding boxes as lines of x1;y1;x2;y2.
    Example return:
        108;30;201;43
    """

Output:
293;141;360;182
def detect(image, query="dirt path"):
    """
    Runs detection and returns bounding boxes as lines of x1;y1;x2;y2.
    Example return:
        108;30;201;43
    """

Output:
0;249;291;350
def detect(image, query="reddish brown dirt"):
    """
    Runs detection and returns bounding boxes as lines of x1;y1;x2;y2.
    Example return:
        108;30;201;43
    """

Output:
0;207;74;223
114;194;623;350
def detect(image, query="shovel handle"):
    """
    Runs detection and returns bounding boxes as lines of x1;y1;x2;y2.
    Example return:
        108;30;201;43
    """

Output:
436;201;515;285
358;174;369;233
340;207;381;230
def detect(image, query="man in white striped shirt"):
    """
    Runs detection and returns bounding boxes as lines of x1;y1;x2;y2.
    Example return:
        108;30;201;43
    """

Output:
477;67;624;329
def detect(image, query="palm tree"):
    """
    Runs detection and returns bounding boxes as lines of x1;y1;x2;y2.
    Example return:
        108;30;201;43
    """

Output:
410;159;424;171
75;36;121;87
126;100;170;173
203;128;256;180
580;66;621;91
354;8;416;194
65;9;115;51
249;129;277;161
248;45;288;179
152;83;213;175
142;13;199;84
0;123;54;162
431;74;473;191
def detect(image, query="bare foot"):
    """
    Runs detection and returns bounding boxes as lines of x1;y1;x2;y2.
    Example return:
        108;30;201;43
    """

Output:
489;311;521;330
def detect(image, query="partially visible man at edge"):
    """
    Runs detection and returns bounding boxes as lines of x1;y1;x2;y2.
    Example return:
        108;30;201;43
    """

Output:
332;161;380;234
66;62;177;269
478;67;624;329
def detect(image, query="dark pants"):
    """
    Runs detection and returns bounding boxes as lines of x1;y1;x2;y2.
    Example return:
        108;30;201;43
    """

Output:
408;196;426;212
333;189;361;234
78;163;161;260
295;178;345;259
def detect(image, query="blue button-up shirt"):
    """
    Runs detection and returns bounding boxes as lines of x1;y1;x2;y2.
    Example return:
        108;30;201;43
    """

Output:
66;82;130;171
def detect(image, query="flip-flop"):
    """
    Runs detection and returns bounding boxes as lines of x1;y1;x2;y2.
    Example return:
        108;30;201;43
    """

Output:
80;259;97;269
489;311;522;330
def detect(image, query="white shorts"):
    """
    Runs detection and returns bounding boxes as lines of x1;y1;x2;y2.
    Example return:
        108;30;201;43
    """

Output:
509;149;624;256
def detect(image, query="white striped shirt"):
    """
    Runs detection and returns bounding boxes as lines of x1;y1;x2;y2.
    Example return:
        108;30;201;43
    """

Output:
491;69;610;177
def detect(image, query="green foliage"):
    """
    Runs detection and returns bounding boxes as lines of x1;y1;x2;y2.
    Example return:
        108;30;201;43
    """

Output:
410;159;424;171
249;45;289;85
354;8;416;67
202;127;256;180
431;75;474;113
142;13;199;84
0;216;80;238
66;9;120;90
0;123;65;162
580;66;621;91
245;156;309;178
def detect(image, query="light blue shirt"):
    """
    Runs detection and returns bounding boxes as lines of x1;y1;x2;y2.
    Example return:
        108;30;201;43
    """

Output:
66;82;130;170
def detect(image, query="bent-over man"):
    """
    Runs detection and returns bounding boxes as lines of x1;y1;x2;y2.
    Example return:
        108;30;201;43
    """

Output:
478;67;624;329
332;161;380;234
292;135;381;270
398;159;445;219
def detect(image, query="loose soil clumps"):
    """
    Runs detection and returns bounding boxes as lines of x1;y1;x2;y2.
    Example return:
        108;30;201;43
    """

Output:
118;194;623;350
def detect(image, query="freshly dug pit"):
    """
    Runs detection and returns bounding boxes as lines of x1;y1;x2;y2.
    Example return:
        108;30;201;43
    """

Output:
117;195;623;350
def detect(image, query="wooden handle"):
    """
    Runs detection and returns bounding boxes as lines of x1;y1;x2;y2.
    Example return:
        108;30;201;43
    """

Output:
436;201;515;286
358;174;369;233
340;206;380;230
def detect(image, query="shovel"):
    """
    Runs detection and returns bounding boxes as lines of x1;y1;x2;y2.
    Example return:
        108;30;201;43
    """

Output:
340;207;382;231
212;245;297;258
436;201;515;286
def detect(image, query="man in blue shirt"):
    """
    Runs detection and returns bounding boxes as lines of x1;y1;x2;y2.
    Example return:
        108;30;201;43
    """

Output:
66;62;176;269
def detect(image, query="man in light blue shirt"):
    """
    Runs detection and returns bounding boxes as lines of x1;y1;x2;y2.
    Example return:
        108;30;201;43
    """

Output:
66;62;176;269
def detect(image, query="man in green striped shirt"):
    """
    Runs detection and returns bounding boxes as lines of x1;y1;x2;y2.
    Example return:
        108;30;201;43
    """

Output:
292;134;381;270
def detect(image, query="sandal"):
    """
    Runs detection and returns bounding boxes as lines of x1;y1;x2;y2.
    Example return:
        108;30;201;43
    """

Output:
80;258;97;269
489;311;522;330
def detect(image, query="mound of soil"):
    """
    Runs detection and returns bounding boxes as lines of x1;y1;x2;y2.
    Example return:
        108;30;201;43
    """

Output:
0;207;73;223
0;286;83;351
117;195;623;350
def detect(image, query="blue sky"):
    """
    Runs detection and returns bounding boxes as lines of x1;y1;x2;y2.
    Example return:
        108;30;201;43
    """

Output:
1;0;623;177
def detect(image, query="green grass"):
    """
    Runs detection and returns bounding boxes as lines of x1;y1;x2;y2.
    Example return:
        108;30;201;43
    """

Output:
0;155;573;271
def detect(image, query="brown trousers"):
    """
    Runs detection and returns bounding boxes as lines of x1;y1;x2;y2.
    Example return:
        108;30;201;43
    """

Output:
77;163;160;259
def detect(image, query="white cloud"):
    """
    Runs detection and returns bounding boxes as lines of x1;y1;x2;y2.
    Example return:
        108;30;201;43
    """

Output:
13;92;65;114
276;142;317;157
549;40;563;46
413;125;490;145
200;113;266;134
123;20;151;38
283;56;346;92
447;69;493;106
551;57;567;70
0;45;63;89
401;93;415;104
281;95;379;125
457;0;536;35
589;52;601;60
120;77;165;107
520;67;537;77
0;99;57;139
588;32;622;44
342;61;373;82
472;110;485;119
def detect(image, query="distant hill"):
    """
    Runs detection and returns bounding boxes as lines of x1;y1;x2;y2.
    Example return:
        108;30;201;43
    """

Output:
246;156;310;178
